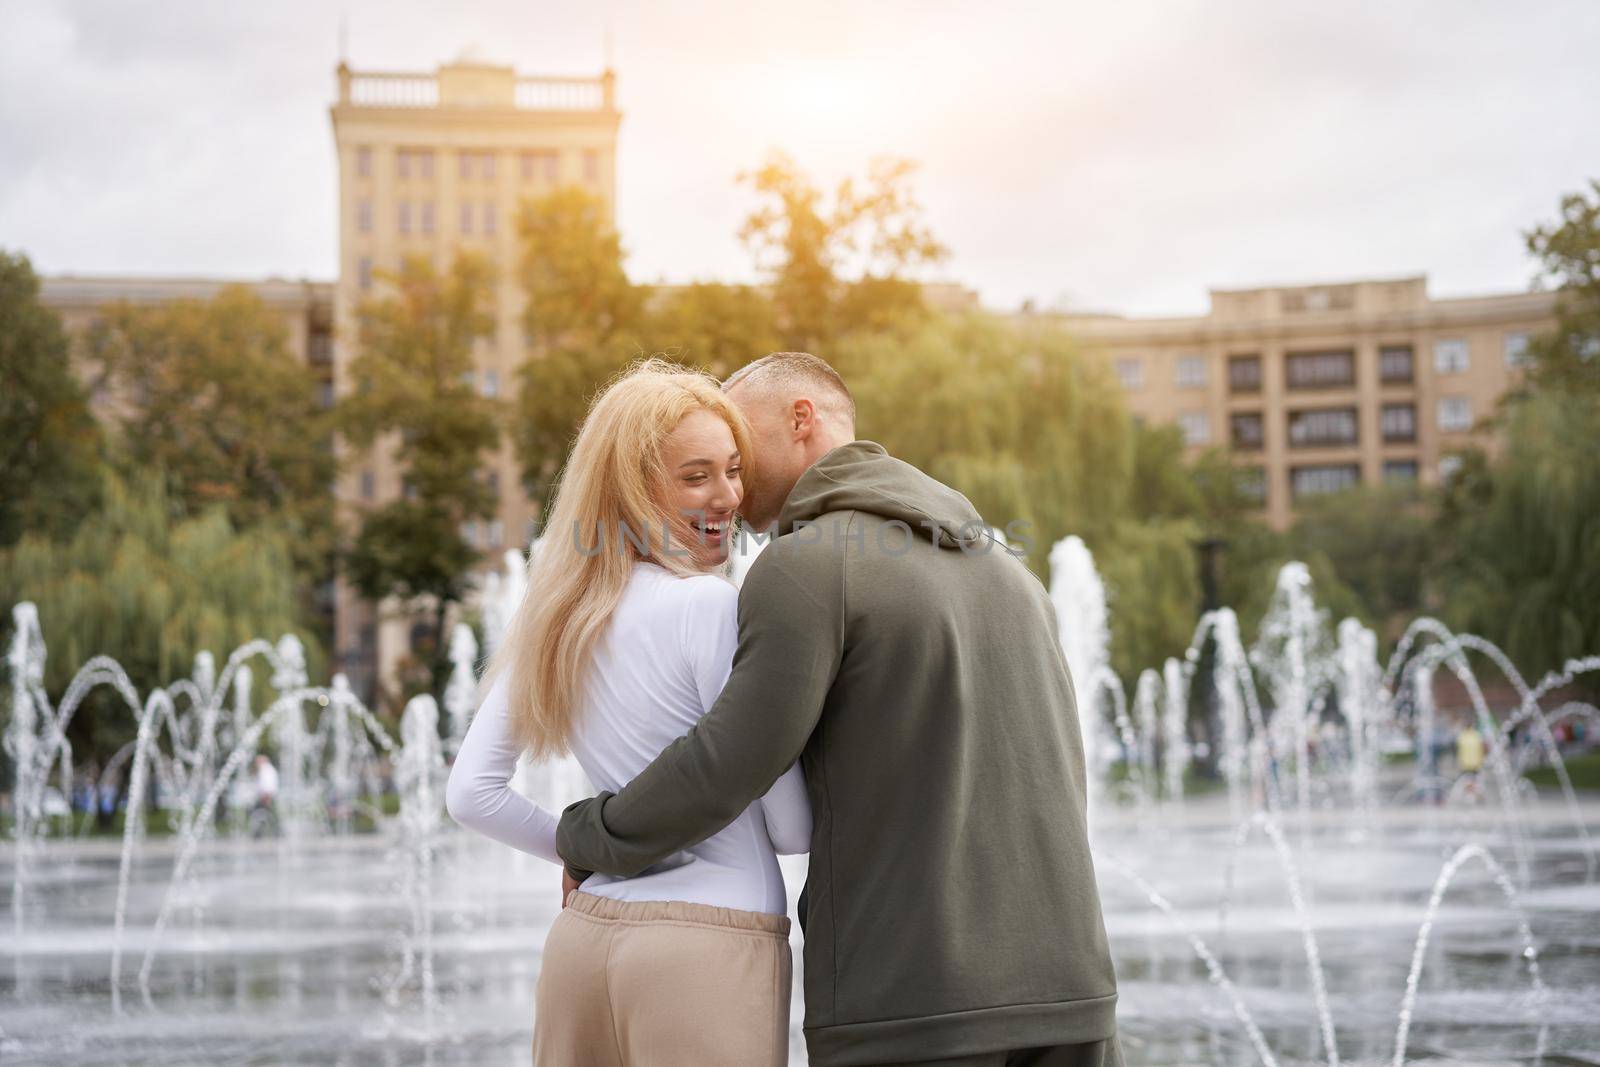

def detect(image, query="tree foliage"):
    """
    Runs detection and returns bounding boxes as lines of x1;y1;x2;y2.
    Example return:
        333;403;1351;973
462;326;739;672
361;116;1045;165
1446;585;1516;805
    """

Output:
0;467;316;775
1435;392;1600;680
1523;178;1600;395
739;153;949;351
340;252;502;698
0;250;102;546
84;284;336;582
647;282;782;382
511;188;645;506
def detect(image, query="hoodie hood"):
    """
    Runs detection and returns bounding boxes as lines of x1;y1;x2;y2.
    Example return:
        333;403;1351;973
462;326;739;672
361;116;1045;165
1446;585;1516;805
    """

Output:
775;440;988;550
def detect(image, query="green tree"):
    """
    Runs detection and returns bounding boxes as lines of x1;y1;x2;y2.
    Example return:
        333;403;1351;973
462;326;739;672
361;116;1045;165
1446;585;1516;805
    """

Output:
1434;392;1600;683
738;153;949;351
0;466;316;814
339;252;501;700
1523;178;1600;395
83;284;337;586
0;250;102;546
511;187;646;506
646;282;782;381
1287;485;1432;641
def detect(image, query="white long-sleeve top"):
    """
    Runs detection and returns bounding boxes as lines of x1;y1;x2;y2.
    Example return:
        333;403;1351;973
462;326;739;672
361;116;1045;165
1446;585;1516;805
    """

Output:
445;560;811;916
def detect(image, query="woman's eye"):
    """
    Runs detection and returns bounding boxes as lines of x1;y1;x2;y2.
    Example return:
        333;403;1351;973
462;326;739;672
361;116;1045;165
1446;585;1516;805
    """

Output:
728;466;742;477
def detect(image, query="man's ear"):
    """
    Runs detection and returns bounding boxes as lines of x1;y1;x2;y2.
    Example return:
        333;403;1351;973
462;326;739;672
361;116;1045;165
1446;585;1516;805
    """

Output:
791;397;817;441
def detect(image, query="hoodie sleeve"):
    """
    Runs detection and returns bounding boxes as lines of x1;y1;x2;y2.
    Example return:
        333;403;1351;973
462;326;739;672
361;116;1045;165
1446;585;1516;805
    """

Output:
556;534;844;879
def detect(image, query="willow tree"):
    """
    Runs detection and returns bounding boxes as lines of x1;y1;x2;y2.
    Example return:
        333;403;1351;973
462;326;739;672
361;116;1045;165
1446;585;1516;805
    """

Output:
1435;392;1600;685
0;467;315;795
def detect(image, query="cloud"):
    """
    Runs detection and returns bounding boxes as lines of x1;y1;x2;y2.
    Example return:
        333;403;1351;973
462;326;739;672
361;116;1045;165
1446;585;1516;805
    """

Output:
1;0;1596;313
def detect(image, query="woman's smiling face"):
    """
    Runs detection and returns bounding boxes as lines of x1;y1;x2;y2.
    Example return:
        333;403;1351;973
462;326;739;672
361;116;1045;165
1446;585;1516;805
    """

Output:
659;408;743;568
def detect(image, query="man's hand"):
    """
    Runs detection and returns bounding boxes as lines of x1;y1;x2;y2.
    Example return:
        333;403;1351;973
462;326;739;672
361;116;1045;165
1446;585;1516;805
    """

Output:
561;866;584;908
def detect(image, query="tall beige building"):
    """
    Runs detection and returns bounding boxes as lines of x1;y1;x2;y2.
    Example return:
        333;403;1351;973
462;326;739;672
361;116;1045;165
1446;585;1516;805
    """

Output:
1047;276;1556;529
329;58;620;696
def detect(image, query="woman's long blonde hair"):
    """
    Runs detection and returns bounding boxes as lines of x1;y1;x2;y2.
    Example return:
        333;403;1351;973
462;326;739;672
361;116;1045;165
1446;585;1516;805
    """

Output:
480;357;753;760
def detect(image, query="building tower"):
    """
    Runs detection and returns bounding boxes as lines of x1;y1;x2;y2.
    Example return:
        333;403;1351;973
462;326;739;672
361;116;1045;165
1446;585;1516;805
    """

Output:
329;56;620;698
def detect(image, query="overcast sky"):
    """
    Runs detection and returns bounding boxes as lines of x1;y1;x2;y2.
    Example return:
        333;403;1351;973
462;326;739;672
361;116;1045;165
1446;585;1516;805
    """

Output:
2;0;1596;315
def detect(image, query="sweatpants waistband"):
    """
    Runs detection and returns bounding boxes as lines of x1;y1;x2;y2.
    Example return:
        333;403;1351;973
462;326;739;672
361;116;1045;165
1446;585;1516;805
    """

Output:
566;890;792;937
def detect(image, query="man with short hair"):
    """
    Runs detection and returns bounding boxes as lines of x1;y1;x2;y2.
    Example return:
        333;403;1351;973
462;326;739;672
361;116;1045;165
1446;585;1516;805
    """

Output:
558;351;1122;1066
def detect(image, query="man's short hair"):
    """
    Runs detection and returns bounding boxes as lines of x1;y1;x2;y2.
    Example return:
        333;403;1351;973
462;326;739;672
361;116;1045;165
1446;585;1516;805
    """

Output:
723;351;856;428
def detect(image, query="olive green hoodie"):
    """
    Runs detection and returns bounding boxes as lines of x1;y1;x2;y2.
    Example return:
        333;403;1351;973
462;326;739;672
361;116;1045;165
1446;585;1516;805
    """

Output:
557;440;1118;1066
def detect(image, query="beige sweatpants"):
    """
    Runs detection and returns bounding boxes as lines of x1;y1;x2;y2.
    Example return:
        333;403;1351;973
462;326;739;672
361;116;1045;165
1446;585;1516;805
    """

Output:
532;890;793;1067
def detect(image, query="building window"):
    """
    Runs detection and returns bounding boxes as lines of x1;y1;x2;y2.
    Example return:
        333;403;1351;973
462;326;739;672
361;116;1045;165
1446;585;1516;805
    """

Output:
420;202;435;234
1383;460;1418;486
419;150;434;180
583;149;600;184
1439;454;1464;482
1380;403;1416;442
459;203;473;234
525;150;559;183
487;520;504;548
1291;464;1360;500
1114;358;1143;391
1175;355;1207;389
356;147;371;178
1286;350;1355;390
483;202;497;235
308;334;333;366
1229;412;1264;450
1504;331;1531;368
1237;466;1267;505
359;470;375;500
459;151;474;180
1178;411;1210;446
397;201;411;234
1288;407;1358;448
357;200;372;233
397;149;411;180
1379;345;1414;383
1437;396;1472;432
358;256;372;291
482;368;500;398
317;382;335;409
1228;354;1262;393
1434;338;1470;375
487;469;500;493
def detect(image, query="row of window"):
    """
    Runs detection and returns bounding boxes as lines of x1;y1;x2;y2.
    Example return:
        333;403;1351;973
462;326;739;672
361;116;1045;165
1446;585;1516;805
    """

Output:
1288;460;1434;500
1179;397;1474;449
354;146;601;184
1235;457;1456;507
1114;334;1533;393
356;199;502;237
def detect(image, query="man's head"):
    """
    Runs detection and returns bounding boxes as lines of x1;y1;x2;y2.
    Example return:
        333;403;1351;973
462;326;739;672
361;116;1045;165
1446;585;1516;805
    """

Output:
723;351;857;530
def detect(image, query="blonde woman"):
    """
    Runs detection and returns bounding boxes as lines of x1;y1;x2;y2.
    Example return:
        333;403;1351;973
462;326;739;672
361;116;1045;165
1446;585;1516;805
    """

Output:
445;358;809;1067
